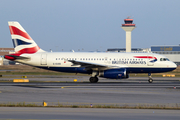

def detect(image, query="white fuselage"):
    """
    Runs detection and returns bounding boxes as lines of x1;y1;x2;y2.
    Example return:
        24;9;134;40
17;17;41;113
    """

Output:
16;52;177;74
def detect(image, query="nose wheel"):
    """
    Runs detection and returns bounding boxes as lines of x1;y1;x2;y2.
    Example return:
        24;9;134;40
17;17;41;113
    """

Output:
148;73;153;83
148;78;153;83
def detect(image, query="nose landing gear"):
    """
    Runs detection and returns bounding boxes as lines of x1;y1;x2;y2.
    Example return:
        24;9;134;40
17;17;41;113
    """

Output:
148;73;153;83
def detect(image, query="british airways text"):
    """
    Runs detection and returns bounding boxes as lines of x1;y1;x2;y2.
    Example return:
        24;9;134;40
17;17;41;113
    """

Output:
112;60;146;64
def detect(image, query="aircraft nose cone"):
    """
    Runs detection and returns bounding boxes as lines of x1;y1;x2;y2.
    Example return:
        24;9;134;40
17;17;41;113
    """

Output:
171;62;177;69
174;63;177;68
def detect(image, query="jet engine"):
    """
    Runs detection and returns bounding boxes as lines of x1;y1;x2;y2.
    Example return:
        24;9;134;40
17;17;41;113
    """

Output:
99;68;128;79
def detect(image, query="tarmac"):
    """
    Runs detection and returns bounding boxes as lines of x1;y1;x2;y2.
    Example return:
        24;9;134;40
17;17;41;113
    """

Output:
0;107;180;120
0;75;180;119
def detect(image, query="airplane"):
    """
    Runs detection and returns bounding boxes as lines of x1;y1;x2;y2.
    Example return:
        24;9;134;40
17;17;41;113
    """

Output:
4;21;177;83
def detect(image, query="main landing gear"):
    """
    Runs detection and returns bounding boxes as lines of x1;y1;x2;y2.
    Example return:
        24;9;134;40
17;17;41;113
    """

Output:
89;71;99;83
89;76;99;83
148;73;153;83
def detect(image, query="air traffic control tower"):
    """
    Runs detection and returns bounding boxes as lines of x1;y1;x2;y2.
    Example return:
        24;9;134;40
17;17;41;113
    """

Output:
121;18;136;52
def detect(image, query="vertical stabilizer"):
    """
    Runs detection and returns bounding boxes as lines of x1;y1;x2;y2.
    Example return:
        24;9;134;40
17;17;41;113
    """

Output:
8;21;44;55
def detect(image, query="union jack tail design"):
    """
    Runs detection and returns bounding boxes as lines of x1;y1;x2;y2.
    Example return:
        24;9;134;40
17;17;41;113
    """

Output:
8;21;44;55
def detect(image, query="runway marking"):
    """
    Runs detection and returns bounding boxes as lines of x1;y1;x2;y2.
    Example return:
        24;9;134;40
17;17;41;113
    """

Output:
61;86;79;89
0;119;72;120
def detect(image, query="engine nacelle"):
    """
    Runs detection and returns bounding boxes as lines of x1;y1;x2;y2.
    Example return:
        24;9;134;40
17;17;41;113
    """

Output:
99;68;128;79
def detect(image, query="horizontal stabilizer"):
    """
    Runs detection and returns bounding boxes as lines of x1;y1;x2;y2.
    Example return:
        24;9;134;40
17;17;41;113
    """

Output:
4;54;30;60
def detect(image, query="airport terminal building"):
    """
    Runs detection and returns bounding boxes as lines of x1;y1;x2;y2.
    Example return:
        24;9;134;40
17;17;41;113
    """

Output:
107;48;150;53
151;45;180;65
0;48;15;65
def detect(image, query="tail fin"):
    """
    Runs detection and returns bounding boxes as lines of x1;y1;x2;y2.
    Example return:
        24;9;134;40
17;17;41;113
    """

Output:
8;21;44;55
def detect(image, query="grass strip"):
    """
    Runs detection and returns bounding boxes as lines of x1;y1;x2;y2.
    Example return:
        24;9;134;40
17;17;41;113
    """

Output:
0;102;180;110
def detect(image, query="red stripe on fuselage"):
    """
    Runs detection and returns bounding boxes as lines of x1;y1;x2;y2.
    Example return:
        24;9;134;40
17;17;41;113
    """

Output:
134;56;157;59
9;26;32;40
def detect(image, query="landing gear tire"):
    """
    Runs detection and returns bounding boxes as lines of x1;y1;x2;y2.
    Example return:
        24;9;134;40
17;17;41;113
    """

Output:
148;73;153;83
89;77;98;83
148;78;153;83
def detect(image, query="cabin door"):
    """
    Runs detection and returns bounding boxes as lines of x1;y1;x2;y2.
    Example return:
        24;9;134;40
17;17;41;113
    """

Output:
41;54;47;65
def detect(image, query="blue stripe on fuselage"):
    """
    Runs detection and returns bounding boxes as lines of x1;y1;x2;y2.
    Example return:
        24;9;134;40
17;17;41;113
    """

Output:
37;67;92;74
37;66;176;74
150;59;157;63
126;67;176;73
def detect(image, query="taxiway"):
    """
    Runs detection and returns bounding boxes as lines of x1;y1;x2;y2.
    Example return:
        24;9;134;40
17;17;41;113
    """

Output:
0;76;180;119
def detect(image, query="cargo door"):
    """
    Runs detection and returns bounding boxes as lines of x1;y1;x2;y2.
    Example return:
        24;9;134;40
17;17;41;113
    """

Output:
41;54;47;65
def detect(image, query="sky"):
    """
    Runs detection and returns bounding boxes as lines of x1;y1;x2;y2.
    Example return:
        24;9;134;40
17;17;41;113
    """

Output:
0;0;180;52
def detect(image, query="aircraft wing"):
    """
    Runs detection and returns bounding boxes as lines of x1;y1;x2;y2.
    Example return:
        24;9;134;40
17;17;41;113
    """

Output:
68;60;121;70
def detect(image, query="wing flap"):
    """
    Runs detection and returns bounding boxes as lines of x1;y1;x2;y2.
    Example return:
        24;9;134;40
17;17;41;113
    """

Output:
68;60;119;70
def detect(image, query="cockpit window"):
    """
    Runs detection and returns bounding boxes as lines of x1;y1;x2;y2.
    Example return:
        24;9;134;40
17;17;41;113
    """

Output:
160;58;169;61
